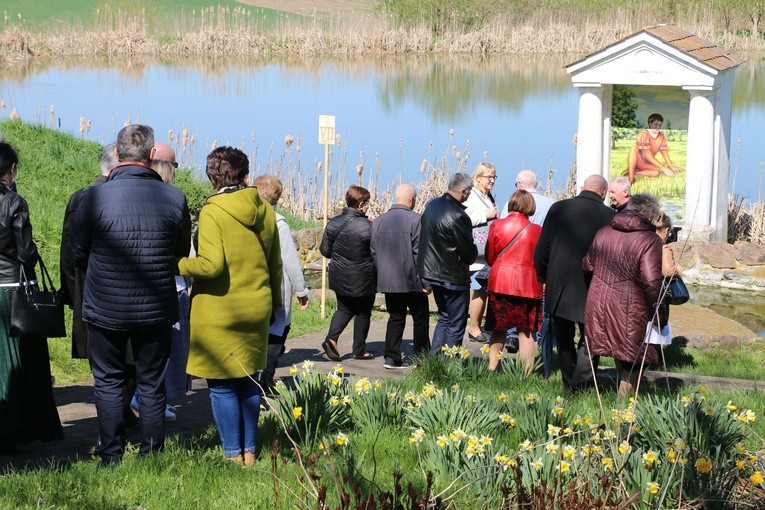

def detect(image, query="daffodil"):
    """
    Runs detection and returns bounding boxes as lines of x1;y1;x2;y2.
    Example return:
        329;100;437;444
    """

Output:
519;439;533;452
573;415;583;426
558;461;571;473
524;393;538;405
292;406;303;421
437;435;449;448
602;457;614;471
497;393;508;402
547;424;561;436
532;458;543;470
562;445;576;460
301;360;314;371
451;383;460;392
736;409;757;424
332;364;344;374
673;438;687;450
736;459;747;470
647;482;660;495
643;450;658;468
695;457;712;474
408;428;425;445
618;441;631;455
289;366;299;375
336;433;349;446
342;395;352;405
499;414;517;426
563;427;574;435
726;400;737;412
480;345;490;355
449;428;466;444
480;435;492;446
681;395;692;407
704;406;714;416
329;396;340;407
493;454;509;464
545;443;560;454
735;443;746;454
751;471;764;485
552;406;564;416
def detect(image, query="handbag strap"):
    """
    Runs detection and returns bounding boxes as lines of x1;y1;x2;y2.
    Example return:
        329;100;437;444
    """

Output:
18;256;55;292
493;223;531;262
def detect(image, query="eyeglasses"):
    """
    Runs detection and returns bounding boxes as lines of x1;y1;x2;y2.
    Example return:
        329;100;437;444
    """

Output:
481;175;497;181
155;159;179;168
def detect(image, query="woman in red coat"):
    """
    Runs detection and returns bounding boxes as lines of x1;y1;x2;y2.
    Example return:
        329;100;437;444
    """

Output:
485;190;543;374
583;193;664;397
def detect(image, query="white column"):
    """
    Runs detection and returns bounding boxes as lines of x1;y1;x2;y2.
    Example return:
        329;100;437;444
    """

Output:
575;85;604;191
684;88;715;234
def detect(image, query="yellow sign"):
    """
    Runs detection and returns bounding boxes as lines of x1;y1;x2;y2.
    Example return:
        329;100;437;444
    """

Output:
318;115;335;145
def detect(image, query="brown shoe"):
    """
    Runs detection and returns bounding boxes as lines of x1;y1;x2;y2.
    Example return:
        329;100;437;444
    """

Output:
244;451;256;466
225;454;244;465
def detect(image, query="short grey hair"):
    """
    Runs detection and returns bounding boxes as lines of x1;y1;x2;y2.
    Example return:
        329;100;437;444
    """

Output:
625;193;662;224
116;124;154;164
516;169;537;189
100;143;119;176
448;172;472;193
610;175;631;194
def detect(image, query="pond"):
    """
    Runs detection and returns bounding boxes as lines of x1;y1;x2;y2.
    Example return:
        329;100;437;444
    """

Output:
1;53;764;214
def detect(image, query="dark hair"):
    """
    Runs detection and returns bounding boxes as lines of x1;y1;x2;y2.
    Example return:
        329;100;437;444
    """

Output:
0;142;19;179
647;113;664;125
206;146;249;190
116;124;154;163
507;189;536;217
656;212;672;230
626;193;662;224
345;185;370;209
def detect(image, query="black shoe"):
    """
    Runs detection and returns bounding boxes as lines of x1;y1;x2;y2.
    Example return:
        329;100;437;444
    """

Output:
505;336;519;354
468;331;490;343
383;357;405;369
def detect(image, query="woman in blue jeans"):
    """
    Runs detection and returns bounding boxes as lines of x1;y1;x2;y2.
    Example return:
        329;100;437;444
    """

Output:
178;147;282;464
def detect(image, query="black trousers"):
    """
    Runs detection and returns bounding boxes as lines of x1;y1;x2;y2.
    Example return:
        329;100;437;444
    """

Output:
383;292;430;363
262;325;291;383
88;324;171;465
551;316;599;391
325;294;375;356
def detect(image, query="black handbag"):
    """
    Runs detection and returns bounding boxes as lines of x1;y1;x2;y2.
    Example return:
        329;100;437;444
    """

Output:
9;257;67;338
665;277;690;305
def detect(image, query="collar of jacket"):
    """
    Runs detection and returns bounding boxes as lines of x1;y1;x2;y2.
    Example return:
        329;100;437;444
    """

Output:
108;163;162;181
389;204;413;212
341;206;368;218
443;192;467;209
577;189;606;203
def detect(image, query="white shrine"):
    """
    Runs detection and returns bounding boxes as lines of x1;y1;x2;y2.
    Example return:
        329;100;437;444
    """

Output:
566;25;742;241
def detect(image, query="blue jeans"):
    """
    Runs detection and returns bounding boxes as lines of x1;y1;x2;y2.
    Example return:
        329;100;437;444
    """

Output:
430;285;469;354
207;376;261;458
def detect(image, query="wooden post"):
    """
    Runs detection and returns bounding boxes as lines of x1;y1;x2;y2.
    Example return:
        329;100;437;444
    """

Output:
318;115;335;319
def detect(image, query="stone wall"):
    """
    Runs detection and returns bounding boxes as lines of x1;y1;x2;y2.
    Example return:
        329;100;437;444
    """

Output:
292;227;324;268
677;240;765;290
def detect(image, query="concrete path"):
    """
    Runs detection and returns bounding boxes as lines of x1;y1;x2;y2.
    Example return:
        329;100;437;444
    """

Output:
1;317;762;471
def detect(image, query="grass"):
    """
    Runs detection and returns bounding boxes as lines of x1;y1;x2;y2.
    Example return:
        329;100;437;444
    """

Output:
0;362;763;509
1;0;284;32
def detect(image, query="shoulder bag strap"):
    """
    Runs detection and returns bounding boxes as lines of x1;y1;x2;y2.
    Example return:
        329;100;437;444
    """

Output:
493;223;532;262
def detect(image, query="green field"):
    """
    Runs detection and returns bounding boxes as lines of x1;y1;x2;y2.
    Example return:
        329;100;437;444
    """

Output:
1;0;284;32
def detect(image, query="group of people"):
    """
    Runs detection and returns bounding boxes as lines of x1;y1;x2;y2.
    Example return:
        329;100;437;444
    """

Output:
1;124;312;467
0;119;683;464
320;162;682;399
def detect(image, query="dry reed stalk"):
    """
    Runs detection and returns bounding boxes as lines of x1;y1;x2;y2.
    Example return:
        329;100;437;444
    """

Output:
3;5;765;62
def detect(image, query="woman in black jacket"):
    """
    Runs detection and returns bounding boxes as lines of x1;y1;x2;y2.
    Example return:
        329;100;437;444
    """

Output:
0;142;63;449
320;185;376;360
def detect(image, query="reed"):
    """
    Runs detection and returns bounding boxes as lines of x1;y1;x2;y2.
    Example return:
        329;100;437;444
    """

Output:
3;3;765;63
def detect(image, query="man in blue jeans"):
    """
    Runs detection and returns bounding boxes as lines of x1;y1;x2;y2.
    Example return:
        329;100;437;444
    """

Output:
71;125;191;466
416;173;477;353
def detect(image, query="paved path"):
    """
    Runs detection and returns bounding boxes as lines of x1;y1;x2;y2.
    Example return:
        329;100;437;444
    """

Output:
2;318;762;471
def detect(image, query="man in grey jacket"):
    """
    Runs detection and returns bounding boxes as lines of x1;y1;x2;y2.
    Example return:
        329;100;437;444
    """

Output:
371;184;430;368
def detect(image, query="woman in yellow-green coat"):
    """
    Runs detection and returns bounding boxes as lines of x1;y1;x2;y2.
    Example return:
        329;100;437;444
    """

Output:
178;146;282;465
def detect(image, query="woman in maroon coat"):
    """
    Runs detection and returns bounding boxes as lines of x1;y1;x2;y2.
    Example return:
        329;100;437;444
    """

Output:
485;190;542;374
583;193;664;396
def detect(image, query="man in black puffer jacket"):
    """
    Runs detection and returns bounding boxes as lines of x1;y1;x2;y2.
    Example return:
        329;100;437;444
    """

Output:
417;172;477;353
71;124;191;467
319;185;376;361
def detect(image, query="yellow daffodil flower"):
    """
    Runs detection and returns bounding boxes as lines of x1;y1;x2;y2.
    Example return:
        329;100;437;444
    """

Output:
336;433;349;446
292;407;303;421
409;428;425;445
437;435;449;448
558;461;570;473
751;471;764;485
562;445;576;460
647;482;660;495
695;457;712;473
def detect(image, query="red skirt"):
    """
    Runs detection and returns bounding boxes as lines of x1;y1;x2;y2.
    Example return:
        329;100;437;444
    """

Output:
485;292;542;332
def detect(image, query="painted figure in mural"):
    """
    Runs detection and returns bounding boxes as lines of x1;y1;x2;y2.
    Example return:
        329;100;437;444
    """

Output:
624;113;684;184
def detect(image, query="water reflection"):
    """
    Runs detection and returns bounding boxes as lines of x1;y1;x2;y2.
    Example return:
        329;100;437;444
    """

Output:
0;53;763;198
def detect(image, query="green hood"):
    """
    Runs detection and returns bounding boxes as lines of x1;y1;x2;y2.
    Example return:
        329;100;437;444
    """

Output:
205;187;268;231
